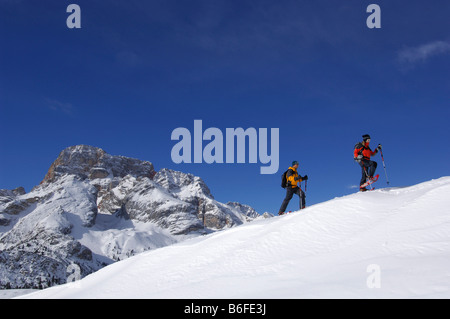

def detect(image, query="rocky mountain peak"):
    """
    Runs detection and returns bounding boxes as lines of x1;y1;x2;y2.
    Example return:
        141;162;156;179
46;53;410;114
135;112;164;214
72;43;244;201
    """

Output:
41;145;156;184
154;168;213;199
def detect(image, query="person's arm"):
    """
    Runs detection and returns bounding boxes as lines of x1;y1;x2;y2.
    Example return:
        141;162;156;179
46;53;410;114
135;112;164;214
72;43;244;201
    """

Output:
371;144;382;156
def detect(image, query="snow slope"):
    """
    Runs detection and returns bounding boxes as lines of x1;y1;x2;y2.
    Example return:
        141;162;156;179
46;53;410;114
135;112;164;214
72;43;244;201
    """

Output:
19;177;450;299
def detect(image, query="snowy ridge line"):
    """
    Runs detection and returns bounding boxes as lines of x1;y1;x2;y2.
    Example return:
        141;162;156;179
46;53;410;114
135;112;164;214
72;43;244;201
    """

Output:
18;177;450;299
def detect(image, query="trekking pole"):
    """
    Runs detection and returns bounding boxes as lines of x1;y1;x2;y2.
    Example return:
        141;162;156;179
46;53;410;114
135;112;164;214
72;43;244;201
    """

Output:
304;179;307;209
379;148;390;185
299;180;303;210
299;178;307;210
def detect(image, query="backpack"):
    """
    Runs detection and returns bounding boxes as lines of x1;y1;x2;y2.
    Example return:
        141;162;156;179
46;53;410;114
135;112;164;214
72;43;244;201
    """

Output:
281;169;291;188
354;142;364;157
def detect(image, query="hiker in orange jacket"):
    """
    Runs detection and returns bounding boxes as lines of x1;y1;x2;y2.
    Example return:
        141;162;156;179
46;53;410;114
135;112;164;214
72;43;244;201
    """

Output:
354;134;382;191
278;161;308;215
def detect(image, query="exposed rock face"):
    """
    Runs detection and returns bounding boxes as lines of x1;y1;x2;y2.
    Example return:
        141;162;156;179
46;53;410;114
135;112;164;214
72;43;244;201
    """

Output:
41;145;156;184
0;176;101;288
0;145;264;289
0;187;26;197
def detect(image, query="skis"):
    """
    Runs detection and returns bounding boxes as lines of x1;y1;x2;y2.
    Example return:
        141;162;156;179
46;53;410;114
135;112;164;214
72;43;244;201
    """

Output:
359;174;379;191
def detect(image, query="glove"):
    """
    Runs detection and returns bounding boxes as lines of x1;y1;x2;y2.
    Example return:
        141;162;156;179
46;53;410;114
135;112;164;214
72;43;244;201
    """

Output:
377;144;382;150
355;155;363;162
302;175;308;181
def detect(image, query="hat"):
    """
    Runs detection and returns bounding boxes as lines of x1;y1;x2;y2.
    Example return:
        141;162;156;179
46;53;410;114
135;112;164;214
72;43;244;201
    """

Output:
292;161;299;166
362;134;371;141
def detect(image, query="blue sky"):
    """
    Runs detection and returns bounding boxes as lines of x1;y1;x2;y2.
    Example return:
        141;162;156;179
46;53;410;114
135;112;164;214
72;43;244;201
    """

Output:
1;0;449;214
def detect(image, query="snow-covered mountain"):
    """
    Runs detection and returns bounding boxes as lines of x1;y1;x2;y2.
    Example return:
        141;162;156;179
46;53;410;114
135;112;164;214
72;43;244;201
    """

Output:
18;177;450;299
0;145;262;289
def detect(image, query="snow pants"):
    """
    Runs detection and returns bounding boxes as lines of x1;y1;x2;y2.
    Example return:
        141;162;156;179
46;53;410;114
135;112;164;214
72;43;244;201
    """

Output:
359;159;377;186
279;186;306;213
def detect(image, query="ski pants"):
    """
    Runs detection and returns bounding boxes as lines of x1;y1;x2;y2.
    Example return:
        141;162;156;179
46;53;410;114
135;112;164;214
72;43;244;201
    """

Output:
359;159;377;185
279;186;306;213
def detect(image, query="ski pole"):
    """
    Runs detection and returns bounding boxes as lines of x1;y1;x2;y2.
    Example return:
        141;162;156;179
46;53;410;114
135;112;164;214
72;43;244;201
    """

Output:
299;181;303;210
379;148;390;185
299;178;307;210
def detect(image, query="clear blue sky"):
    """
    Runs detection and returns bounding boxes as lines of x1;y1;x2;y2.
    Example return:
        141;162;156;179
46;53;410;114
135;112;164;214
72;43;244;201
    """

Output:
1;0;449;214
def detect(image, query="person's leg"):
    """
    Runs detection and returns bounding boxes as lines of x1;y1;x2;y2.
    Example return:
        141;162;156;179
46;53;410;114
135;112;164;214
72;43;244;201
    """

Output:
368;161;378;178
279;187;294;214
360;162;368;186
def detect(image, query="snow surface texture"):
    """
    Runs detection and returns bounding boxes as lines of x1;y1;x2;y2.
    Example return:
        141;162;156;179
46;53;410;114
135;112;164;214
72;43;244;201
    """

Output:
19;177;450;299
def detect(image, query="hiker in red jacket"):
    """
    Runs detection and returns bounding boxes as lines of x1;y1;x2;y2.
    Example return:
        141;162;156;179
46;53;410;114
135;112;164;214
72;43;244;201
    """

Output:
354;134;382;191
